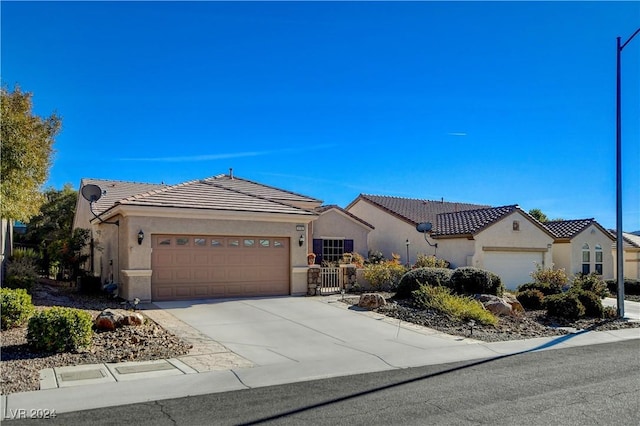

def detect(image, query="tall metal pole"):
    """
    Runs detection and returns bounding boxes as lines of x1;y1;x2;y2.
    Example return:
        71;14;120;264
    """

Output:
615;36;624;318
615;28;640;318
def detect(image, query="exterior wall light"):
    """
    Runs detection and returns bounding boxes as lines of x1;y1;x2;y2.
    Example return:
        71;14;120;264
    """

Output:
137;230;144;245
299;234;305;247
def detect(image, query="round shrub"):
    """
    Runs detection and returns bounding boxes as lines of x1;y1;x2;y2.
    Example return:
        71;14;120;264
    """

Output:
516;289;545;310
396;267;453;299
450;267;504;297
517;282;562;296
605;278;640;296
572;274;608;299
27;307;93;353
573;290;604;318
545;293;585;320
1;288;35;329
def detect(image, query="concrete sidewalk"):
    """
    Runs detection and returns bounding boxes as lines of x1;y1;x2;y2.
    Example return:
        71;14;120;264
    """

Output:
2;296;639;420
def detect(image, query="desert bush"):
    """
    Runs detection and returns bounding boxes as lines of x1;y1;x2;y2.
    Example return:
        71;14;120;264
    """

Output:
516;289;545;310
413;254;450;269
605;278;640;296
517;282;562;296
27;307;93;353
603;306;617;319
571;273;608;299
545;293;585;320
450;267;504;297
396;267;453;299
5;254;39;291
411;285;497;326
362;254;406;291
366;250;385;265
1;288;35;329
530;264;568;291
572;290;604;318
349;252;365;269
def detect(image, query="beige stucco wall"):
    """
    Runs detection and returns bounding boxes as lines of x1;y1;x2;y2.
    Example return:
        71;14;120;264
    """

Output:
312;210;370;256
551;242;572;273
433;237;475;269
89;207;315;301
347;199;416;262
562;226;614;280
612;247;640;280
472;211;554;268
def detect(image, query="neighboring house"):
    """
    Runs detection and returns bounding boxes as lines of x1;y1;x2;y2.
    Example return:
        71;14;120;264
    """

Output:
73;172;324;302
310;205;374;265
544;219;615;280
431;205;555;290
346;194;489;262
611;231;640;280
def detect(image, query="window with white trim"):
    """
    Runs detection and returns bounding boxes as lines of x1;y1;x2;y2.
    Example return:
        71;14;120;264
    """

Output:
595;244;603;275
582;243;590;274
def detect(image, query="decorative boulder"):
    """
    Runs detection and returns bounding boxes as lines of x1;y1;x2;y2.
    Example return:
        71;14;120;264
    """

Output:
502;293;524;314
95;309;124;331
474;294;520;317
95;309;144;330
358;293;387;310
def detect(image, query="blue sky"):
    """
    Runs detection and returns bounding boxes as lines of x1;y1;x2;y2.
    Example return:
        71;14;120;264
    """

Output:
2;1;639;231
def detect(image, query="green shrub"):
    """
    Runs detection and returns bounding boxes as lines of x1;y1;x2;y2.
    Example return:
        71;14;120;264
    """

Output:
412;285;497;326
530;264;568;290
363;255;406;291
366;250;385;265
413;254;450;269
545;293;585;320
605;279;640;296
572;274;608;299
603;306;617;319
27;307;93;353
11;247;40;261
517;282;562;296
516;289;545;310
1;288;35;329
396;267;453;299
450;267;504;297
572;290;604;318
5;255;39;291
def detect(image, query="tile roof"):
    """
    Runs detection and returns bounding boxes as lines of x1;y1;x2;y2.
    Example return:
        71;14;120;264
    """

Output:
204;174;322;205
315;205;374;229
111;178;316;216
352;194;490;226
543;218;615;240
623;232;640;248
432;205;519;237
80;178;168;215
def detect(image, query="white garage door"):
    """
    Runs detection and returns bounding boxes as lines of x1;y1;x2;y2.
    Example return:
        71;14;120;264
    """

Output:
482;251;543;291
151;235;290;301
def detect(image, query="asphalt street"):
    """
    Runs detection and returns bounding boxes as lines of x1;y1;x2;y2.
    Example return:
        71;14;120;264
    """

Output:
7;339;639;426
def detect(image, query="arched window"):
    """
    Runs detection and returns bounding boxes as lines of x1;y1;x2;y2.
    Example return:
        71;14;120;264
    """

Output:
595;244;603;275
582;243;590;274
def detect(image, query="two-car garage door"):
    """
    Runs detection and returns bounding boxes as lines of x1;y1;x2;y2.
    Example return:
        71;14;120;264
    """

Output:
151;235;290;301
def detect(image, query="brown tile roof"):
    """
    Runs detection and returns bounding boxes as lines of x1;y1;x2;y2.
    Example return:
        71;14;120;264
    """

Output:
315;205;374;229
112;178;316;216
432;205;520;237
544;219;595;239
80;178;168;215
351;194;490;226
204;174;323;205
623;232;640;248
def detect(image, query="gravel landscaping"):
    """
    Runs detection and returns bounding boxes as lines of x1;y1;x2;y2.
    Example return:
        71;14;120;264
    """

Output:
1;280;192;395
2;281;639;396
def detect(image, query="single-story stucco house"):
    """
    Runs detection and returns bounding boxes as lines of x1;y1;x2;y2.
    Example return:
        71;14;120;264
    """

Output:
612;232;640;280
73;172;372;302
346;195;557;290
543;219;615;280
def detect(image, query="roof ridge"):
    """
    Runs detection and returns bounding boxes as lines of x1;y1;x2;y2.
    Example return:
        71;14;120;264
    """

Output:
207;174;323;202
81;177;167;186
120;179;202;202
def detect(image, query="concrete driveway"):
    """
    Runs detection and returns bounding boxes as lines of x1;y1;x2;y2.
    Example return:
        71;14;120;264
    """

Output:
153;296;496;380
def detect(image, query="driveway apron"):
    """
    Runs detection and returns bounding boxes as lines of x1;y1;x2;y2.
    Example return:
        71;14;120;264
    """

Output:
153;297;495;371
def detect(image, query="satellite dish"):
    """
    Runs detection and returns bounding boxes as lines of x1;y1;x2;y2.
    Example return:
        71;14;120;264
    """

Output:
81;184;103;203
416;222;432;233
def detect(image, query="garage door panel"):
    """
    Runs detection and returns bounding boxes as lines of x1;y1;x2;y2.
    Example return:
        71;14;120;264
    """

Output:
152;234;290;301
483;251;542;291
